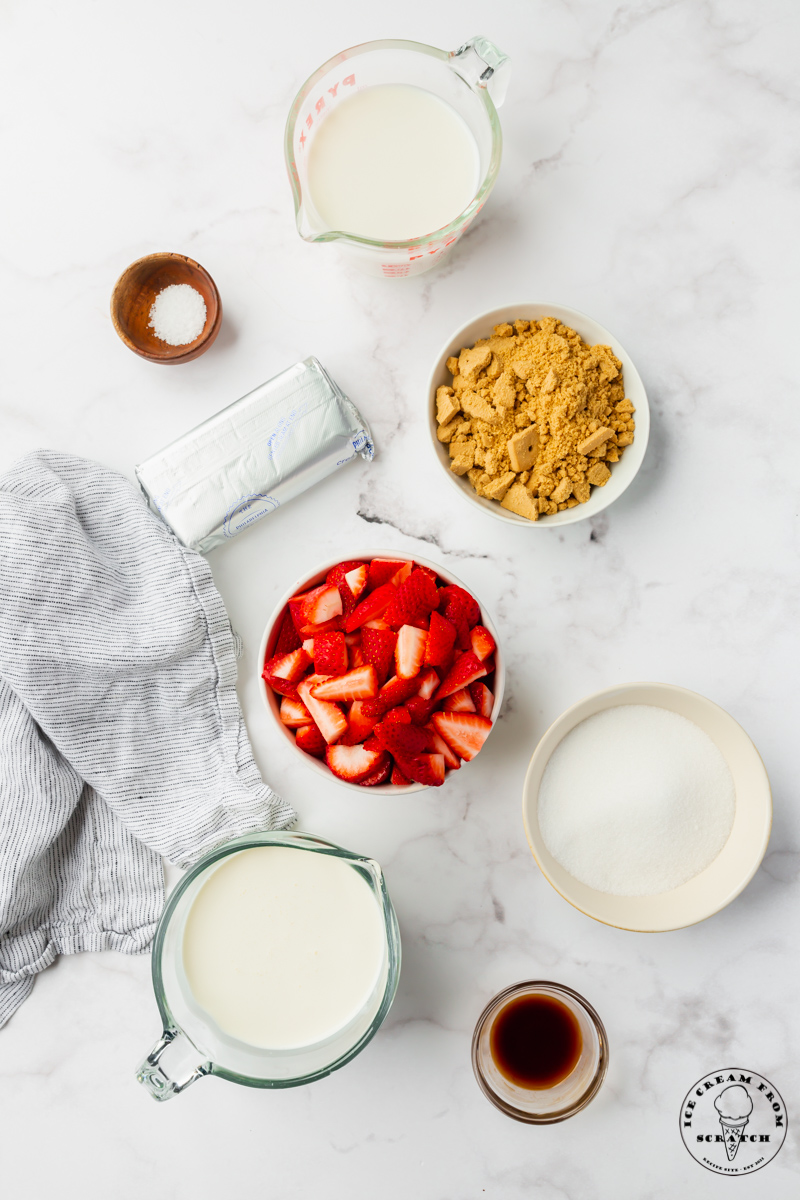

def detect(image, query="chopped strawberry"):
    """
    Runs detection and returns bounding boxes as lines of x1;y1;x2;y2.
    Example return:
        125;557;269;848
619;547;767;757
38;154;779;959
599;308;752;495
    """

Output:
361;675;420;718
279;696;313;727
302;638;315;655
344;564;368;600
382;706;412;726
431;711;492;762
362;734;383;753
311;664;379;702
349;645;365;669
297;677;348;744
312;631;348;676
391;561;414;587
375;719;435;758
404;696;437;725
416;667;440;699
438;584;481;648
358;756;393;786
263;673;300;702
395;624;427;679
344;632;361;645
326;559;366;583
266;647;312;682
435;652;488;701
360;625;397;684
425;725;461;770
298;615;345;637
273;607;302;655
444;687;477;712
326;561;367;618
384;571;439;629
469;681;495;719
288;593;310;634
470;625;496;662
300;583;343;626
393;753;445;787
345;583;397;632
481;657;496;676
424;611;457;669
391;762;411;786
295;722;326;758
339;700;380;745
413;565;439;586
367;559;412;590
325;743;389;784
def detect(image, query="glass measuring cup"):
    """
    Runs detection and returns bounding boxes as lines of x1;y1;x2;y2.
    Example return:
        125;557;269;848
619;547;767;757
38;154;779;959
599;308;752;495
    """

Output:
136;831;400;1100
285;36;510;278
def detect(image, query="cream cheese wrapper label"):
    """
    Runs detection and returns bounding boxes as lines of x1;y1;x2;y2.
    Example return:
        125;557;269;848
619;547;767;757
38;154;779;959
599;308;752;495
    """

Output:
135;357;374;553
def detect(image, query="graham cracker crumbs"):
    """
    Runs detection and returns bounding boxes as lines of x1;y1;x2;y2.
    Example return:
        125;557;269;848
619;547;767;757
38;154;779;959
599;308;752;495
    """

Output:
436;317;635;521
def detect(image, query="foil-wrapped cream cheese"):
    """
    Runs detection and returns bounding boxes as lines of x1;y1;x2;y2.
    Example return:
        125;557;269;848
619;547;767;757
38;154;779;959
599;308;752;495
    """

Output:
135;357;373;552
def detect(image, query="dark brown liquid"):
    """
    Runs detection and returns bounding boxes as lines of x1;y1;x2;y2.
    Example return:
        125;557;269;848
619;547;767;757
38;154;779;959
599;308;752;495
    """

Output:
489;994;582;1089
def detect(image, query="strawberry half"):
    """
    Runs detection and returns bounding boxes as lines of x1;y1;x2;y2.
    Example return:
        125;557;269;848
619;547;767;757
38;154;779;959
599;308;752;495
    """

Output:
416;667;440;699
345;583;397;632
434;652;488;701
312;631;348;676
266;647;312;683
311;664;379;702
424;611;457;669
431;711;492;762
470;625;496;662
469;681;495;719
367;559;412;590
395;624;427;679
444;687;476;713
295;722;327;758
393;753;445;787
384;571;438;629
361;625;397;684
326;560;367;618
325;743;388;784
425;725;461;770
339;699;379;745
273;607;302;655
279;696;313;727
344;564;368;600
300;583;343;626
297;677;348;744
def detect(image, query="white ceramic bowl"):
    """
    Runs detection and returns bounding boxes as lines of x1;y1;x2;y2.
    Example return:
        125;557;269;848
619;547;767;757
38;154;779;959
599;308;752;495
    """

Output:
259;550;505;795
521;682;771;932
427;302;650;527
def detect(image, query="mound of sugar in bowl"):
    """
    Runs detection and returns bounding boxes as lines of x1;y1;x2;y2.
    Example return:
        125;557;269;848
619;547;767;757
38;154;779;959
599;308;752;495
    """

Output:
148;283;207;346
538;705;735;896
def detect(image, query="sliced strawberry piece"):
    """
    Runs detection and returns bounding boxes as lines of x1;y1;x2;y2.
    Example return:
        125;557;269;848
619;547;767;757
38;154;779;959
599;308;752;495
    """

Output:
469;625;496;662
273;607;302;655
311;664;379;702
395;624;427;679
325;743;388;784
367;559;411;590
384;571;438;630
438;584;480;627
279;696;313;727
444;687;477;712
469;681;495;719
297;677;348;744
431;711;492;762
288;593;310;634
326;561;367;619
361;675;420;718
298;615;345;637
394;753;445;787
339;700;380;745
295;722;326;758
344;632;361;645
424;611;457;669
404;696;437;725
382;706;412;726
375;719;435;758
358;755;392;786
413;564;439;586
416;667;440;699
345;583;397;632
344;564;368;600
362;734;383;753
391;762;411;786
302;638;315;656
301;583;343;626
263;675;300;702
312;631;348;676
266;647;312;682
425;725;461;770
360;625;397;684
326;559;367;583
349;645;365;669
434;652;488;701
363;619;392;630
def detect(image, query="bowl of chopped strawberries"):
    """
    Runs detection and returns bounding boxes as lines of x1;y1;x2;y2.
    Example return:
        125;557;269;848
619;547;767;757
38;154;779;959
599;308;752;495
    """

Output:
259;552;504;792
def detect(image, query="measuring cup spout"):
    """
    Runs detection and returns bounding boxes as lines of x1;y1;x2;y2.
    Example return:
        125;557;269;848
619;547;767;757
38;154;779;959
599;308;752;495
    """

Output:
449;35;511;107
136;1028;211;1101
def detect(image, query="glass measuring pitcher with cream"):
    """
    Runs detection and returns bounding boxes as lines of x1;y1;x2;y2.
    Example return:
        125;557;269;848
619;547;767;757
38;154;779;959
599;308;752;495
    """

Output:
285;36;510;277
136;831;400;1099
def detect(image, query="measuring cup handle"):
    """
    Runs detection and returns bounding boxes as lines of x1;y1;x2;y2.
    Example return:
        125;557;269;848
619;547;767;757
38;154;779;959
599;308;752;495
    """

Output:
136;1028;212;1102
450;35;512;108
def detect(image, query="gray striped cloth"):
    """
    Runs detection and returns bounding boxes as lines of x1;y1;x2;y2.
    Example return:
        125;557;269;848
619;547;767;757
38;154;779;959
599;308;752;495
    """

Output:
0;451;295;1027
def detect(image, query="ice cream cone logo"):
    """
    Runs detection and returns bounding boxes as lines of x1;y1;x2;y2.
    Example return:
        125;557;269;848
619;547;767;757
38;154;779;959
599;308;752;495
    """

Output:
680;1068;787;1175
714;1085;754;1161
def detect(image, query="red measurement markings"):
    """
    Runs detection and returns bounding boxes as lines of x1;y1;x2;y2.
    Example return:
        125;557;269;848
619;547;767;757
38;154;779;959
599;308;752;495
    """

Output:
299;74;355;148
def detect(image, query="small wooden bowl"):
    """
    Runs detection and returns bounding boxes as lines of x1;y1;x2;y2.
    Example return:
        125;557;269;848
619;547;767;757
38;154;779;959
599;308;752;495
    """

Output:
110;252;222;364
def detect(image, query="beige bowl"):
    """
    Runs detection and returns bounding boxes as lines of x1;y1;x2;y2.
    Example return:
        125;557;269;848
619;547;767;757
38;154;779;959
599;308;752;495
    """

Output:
427;302;649;527
258;550;505;796
521;683;771;931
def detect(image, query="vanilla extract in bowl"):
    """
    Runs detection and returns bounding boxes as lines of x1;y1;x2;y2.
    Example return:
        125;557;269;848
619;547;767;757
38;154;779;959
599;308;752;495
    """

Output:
489;993;582;1089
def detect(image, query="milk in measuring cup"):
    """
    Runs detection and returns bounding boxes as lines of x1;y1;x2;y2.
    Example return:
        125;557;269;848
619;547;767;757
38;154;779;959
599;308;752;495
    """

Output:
307;84;480;241
182;847;386;1049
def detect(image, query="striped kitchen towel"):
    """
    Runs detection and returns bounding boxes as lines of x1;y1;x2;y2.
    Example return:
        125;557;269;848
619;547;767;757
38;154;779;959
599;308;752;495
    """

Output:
0;451;295;1027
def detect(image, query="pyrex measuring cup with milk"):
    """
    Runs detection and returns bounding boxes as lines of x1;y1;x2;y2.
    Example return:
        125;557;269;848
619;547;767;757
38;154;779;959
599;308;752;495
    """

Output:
285;36;510;277
136;831;400;1099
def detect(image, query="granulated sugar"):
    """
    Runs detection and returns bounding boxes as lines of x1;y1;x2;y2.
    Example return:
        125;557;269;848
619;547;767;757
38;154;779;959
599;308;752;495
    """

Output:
538;705;735;896
148;283;206;346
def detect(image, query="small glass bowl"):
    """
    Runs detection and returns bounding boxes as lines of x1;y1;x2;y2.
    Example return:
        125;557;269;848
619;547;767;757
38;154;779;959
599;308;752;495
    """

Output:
471;981;608;1123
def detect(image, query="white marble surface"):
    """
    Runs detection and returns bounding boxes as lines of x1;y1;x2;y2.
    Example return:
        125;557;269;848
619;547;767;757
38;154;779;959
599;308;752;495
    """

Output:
1;1;798;1195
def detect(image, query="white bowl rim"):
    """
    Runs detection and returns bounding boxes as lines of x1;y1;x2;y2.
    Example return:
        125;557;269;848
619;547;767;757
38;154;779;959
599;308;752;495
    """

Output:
426;300;650;528
521;681;772;932
258;549;506;796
